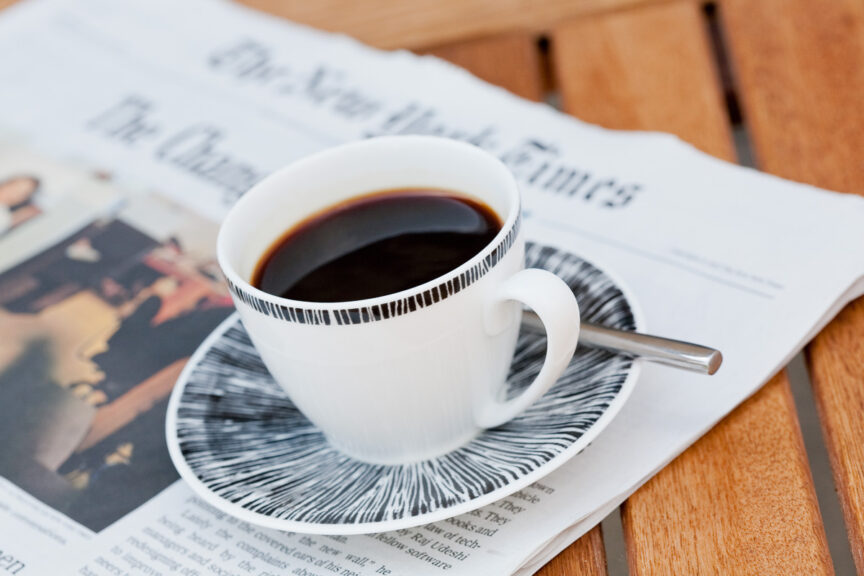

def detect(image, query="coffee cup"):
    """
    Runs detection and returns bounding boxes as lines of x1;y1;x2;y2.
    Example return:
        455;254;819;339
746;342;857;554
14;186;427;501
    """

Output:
217;136;581;464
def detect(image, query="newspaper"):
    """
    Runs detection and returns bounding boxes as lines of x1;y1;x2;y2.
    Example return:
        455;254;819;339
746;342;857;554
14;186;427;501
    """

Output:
0;0;861;574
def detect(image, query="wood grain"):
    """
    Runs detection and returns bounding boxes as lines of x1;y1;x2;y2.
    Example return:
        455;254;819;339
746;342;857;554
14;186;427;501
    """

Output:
807;300;864;573
720;0;864;194
428;34;607;576
539;525;608;576
553;2;833;573
722;0;864;570
235;0;681;50
424;34;544;101
552;0;732;158
623;376;833;574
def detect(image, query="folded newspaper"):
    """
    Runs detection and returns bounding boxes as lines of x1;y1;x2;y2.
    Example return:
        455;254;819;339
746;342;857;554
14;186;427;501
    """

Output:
0;0;862;574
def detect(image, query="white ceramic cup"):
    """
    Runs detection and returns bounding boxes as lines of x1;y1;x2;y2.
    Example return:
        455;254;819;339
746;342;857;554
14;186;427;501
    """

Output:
218;136;580;464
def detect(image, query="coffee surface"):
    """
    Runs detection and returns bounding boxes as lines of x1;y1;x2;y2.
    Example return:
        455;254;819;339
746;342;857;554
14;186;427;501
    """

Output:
252;189;502;302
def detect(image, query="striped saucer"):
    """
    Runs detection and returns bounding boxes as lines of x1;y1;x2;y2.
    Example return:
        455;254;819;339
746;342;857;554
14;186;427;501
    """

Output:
166;243;642;534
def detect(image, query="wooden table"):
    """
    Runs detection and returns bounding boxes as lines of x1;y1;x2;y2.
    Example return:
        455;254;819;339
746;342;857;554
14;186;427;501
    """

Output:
232;0;864;573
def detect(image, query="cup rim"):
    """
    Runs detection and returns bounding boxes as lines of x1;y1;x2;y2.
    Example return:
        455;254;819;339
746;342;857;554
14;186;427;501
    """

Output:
217;135;521;313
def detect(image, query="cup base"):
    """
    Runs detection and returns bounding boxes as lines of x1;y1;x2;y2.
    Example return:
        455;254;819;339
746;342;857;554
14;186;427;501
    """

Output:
323;428;482;465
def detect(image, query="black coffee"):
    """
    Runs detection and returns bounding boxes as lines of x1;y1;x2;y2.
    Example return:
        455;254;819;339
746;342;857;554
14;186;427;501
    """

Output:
252;189;502;302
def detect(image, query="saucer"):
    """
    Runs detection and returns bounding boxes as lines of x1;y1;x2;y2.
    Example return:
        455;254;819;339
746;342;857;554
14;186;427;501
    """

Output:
166;243;642;534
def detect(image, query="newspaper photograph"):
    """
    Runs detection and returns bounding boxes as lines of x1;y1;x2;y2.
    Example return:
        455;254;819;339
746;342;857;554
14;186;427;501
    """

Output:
0;154;233;537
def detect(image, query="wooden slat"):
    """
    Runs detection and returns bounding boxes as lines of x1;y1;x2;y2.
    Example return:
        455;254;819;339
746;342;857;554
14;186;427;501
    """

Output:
720;0;864;195
623;376;833;574
807;300;864;572
722;0;864;570
424;35;544;102
552;0;731;158
428;35;607;576
553;2;833;573
235;0;680;50
539;525;608;576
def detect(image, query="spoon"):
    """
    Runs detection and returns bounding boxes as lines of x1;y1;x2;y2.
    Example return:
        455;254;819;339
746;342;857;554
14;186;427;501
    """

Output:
522;311;723;375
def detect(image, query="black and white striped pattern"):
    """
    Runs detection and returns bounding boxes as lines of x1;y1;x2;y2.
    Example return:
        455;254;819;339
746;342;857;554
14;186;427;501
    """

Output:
226;213;521;325
172;243;637;529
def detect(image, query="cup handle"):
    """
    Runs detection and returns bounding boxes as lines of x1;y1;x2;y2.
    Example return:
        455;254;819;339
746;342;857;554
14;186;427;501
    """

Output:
476;268;581;429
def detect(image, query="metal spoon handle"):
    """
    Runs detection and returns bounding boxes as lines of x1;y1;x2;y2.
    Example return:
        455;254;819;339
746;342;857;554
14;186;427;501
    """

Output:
522;311;723;375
